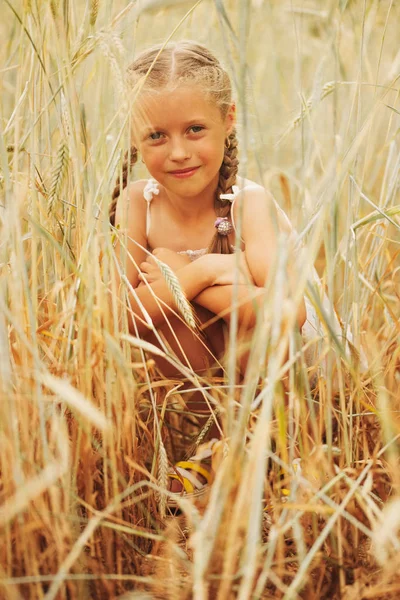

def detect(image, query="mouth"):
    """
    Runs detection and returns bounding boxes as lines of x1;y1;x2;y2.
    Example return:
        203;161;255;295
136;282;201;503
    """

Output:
168;166;200;178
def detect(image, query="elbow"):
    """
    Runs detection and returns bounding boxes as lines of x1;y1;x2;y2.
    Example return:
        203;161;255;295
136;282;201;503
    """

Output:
231;287;266;330
224;314;255;331
222;303;259;331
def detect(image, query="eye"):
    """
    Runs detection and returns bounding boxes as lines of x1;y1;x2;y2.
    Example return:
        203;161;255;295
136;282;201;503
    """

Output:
149;131;163;141
189;125;204;134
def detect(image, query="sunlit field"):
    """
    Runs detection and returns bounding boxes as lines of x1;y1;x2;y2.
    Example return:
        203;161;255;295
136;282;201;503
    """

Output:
1;0;400;598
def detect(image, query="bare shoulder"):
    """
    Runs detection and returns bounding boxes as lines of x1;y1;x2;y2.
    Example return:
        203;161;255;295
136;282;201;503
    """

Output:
115;179;149;236
119;179;148;211
232;179;293;236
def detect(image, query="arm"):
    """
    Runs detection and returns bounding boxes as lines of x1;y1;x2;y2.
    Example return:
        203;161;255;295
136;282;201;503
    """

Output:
139;247;302;332
233;186;306;330
137;248;262;332
134;182;307;334
113;183;214;336
140;249;268;330
124;259;214;336
174;189;306;331
194;284;266;329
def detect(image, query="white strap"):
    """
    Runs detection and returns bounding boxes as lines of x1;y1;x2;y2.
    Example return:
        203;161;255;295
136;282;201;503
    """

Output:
229;183;273;244
146;202;151;238
229;185;259;243
143;179;159;238
230;196;241;241
220;184;240;202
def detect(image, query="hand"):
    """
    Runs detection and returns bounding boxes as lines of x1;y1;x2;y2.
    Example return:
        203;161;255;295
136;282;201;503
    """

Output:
201;251;254;287
152;247;191;271
138;248;191;284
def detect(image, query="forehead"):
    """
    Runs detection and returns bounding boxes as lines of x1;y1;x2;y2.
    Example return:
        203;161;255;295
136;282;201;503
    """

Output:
132;86;223;134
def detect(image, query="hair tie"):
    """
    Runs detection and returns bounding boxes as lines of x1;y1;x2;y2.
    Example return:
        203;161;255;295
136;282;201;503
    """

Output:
214;217;233;236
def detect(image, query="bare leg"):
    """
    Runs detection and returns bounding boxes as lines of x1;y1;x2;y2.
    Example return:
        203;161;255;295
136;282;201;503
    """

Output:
143;304;225;378
142;306;227;492
143;304;226;432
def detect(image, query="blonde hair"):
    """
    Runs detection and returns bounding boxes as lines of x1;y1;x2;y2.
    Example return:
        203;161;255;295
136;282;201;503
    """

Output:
110;41;238;254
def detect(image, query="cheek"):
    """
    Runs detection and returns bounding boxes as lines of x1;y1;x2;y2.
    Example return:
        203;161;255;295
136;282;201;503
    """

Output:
141;147;164;169
199;136;225;164
213;143;226;170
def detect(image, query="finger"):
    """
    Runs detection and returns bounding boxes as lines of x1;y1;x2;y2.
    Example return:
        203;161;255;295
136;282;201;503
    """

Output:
139;271;154;283
146;254;158;265
139;261;150;273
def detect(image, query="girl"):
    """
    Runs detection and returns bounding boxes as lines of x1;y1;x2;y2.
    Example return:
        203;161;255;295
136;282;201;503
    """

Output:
110;41;321;498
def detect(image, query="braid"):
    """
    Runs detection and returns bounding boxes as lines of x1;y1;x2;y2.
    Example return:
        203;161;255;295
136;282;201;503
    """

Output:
208;129;239;254
109;146;138;226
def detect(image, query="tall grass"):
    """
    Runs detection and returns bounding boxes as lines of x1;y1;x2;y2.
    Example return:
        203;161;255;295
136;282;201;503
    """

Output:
1;0;400;598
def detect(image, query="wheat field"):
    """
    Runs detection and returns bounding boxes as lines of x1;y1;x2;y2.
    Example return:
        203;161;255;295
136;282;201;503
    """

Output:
1;0;400;598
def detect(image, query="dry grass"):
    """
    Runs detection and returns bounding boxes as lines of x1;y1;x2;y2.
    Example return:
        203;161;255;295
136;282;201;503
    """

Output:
1;0;400;598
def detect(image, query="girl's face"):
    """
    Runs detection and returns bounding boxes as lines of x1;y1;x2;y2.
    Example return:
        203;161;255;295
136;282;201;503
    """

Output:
133;86;234;200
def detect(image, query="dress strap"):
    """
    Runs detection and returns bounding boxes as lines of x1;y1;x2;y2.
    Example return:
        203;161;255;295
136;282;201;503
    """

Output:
229;186;242;241
227;183;260;243
143;179;160;238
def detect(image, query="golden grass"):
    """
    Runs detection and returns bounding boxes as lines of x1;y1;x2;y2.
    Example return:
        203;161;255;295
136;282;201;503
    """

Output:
1;0;400;598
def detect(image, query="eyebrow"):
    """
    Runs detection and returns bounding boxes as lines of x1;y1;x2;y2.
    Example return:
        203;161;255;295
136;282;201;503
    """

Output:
140;126;158;136
140;118;208;134
183;118;208;126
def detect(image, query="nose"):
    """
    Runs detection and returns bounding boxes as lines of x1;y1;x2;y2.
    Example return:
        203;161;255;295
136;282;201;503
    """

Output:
169;136;190;162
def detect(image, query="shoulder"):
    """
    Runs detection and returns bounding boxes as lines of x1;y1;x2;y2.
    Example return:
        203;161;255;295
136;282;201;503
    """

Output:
127;179;150;207
114;179;150;236
231;178;273;211
113;180;152;284
232;178;293;237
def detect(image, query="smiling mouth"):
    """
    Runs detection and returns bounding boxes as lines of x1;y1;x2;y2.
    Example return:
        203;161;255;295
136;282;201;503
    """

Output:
168;166;200;175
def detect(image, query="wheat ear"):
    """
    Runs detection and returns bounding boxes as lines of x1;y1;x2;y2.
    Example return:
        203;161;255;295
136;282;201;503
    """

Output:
157;442;168;518
156;260;197;330
48;140;69;214
90;0;99;26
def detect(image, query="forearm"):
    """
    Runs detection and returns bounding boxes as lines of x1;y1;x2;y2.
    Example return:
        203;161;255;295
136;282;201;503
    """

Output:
194;284;307;331
194;285;264;328
123;260;213;336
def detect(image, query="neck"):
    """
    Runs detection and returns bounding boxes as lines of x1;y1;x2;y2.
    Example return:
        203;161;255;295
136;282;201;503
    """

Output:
163;175;218;221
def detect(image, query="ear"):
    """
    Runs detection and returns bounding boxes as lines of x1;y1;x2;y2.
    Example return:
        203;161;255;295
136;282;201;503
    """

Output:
225;103;236;135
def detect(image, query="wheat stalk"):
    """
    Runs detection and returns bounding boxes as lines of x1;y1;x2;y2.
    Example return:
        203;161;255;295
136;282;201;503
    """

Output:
276;80;339;146
2;0;400;597
50;0;58;20
157;442;169;518
60;92;71;139
156;259;197;330
97;33;126;111
48;140;69;214
90;0;100;27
